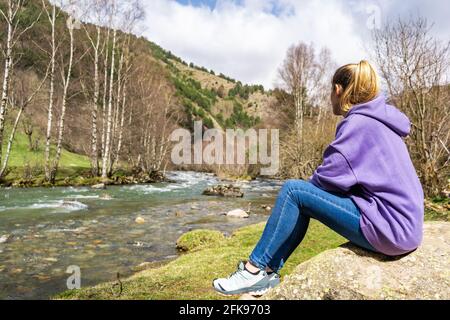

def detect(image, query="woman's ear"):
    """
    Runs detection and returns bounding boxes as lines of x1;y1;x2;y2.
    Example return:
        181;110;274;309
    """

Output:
334;84;343;97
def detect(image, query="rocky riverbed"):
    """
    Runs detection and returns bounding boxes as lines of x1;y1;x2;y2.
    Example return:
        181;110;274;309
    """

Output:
0;171;282;299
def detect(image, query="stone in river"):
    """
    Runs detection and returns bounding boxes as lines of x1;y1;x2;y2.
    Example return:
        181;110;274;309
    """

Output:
226;209;249;219
11;268;23;274
100;194;113;200
175;211;186;218
92;183;106;190
203;185;244;198
135;217;146;224
0;234;12;244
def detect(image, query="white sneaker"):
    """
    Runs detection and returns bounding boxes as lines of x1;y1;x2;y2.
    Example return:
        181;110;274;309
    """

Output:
213;261;280;296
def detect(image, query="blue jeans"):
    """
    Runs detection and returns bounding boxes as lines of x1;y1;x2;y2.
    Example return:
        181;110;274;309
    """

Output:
249;180;376;272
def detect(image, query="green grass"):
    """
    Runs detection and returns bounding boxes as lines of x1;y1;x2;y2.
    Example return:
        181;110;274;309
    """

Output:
55;220;346;300
4;130;89;169
1;127;91;185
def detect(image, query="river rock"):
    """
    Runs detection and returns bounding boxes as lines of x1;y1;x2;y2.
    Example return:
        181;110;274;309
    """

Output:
92;183;106;190
135;217;146;224
0;235;12;244
175;211;186;218
100;194;113;200
264;222;450;300
226;209;249;219
203;185;244;198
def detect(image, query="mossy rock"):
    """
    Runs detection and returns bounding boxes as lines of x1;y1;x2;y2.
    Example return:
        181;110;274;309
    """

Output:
176;229;226;252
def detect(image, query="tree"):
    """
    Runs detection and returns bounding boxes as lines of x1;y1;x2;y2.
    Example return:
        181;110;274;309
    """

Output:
372;17;450;196
0;0;40;177
277;42;335;179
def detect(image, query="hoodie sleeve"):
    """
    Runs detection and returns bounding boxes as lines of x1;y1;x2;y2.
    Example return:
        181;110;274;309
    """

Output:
309;146;358;193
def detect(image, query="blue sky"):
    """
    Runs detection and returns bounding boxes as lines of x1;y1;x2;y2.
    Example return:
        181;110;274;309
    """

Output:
175;0;218;9
140;0;450;88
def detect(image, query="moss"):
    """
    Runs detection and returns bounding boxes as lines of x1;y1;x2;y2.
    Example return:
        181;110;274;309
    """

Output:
176;230;226;252
55;220;346;300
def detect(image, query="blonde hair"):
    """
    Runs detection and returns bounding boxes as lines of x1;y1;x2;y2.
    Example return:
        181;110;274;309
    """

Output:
332;60;380;113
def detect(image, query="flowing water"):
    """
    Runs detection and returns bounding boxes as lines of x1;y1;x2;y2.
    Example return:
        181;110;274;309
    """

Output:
0;171;282;300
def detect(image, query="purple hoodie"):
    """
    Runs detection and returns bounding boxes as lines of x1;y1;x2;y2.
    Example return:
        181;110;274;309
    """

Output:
310;95;424;256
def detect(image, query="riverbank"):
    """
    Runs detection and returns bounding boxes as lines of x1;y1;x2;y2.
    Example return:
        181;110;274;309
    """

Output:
55;220;347;300
0;167;170;188
55;199;449;300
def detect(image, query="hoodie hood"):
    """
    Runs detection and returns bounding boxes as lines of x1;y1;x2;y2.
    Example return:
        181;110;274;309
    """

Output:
346;95;411;137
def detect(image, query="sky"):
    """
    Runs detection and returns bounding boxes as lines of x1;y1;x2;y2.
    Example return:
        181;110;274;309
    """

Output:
138;0;450;89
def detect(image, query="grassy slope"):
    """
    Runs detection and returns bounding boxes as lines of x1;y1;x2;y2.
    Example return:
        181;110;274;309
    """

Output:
2;126;90;182
56;220;346;300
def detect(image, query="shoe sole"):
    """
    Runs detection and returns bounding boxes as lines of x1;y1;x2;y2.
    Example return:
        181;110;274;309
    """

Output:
212;279;280;296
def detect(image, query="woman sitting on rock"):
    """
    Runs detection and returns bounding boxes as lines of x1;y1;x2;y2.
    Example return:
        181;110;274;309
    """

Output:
213;60;424;296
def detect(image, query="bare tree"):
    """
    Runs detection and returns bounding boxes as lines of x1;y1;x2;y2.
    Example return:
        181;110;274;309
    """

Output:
82;0;108;176
100;0;144;178
372;17;450;196
278;43;315;145
50;2;78;183
277;42;336;179
42;1;58;182
0;0;40;175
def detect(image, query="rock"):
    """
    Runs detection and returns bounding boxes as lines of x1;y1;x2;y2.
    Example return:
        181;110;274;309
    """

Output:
0;234;12;244
261;205;272;211
203;185;244;198
175;211;186;218
264;222;450;300
92;183;106;190
226;209;249;219
100;194;113;200
135;217;146;224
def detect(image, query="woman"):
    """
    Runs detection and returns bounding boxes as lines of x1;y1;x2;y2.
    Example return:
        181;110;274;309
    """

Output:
212;60;424;296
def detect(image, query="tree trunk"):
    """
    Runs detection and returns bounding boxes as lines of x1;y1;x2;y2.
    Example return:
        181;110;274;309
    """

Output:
0;105;24;178
0;3;13;168
90;26;101;176
44;4;56;182
51;19;75;183
102;29;117;179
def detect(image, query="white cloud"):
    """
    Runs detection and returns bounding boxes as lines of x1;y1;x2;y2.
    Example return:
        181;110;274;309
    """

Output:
139;0;449;89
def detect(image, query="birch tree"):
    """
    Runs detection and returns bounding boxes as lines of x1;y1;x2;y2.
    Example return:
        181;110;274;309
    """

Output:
81;0;108;176
50;5;77;182
42;1;58;182
277;42;334;179
0;0;40;175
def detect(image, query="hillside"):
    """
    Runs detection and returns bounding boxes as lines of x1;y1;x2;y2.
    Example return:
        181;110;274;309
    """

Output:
148;41;277;131
1;0;276;160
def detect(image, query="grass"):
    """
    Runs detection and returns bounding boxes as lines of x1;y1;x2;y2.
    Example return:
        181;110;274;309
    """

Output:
55;220;347;300
1;127;91;185
4;130;90;169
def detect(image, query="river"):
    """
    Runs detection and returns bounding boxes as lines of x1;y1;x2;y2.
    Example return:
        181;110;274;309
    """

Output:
0;171;282;300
